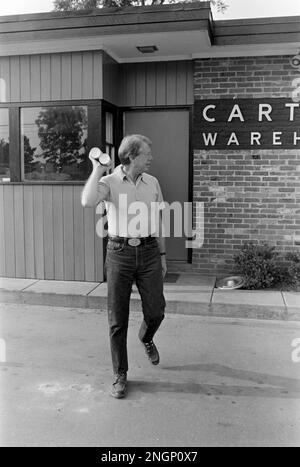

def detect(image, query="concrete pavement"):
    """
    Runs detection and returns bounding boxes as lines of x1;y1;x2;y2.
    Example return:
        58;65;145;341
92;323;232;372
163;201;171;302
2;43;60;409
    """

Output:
0;302;300;447
0;275;299;320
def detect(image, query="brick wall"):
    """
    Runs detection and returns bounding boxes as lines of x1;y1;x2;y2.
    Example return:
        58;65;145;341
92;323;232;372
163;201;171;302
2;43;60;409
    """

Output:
192;55;300;274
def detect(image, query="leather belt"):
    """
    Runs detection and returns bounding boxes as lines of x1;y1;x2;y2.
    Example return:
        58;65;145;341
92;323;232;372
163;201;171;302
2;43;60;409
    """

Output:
108;236;156;247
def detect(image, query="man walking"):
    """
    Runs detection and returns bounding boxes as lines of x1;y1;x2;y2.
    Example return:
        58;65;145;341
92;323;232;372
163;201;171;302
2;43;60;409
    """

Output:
81;135;166;399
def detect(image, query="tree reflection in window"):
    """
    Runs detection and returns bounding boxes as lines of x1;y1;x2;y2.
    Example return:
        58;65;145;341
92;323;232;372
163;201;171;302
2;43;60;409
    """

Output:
22;106;88;181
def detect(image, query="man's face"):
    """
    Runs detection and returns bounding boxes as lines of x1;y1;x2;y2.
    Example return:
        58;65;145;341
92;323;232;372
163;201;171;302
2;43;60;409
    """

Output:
132;143;153;173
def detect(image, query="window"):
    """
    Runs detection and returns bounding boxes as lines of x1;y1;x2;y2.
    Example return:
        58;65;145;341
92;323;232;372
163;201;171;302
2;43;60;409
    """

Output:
105;111;115;169
0;108;9;182
21;105;88;181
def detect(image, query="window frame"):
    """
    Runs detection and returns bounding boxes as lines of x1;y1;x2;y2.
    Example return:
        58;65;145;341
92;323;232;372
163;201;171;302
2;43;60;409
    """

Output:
0;100;106;184
101;100;121;168
0;106;11;182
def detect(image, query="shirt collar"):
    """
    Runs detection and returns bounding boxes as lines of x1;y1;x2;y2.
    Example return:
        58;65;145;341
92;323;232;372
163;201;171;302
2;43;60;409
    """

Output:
114;165;148;184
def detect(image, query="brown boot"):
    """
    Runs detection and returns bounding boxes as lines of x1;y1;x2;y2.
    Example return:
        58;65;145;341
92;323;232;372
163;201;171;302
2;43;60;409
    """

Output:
110;373;127;399
142;341;160;365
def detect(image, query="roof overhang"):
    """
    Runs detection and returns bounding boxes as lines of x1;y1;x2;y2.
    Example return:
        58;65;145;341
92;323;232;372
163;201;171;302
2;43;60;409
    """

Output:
0;3;299;62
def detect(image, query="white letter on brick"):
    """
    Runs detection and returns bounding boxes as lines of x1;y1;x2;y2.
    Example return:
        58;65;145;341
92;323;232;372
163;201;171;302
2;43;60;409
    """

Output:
227;132;240;146
228;104;244;122
251;132;261;145
203;104;216;122
285;102;299;121
202;133;217;146
259;104;272;121
294;132;300;145
273;132;282;145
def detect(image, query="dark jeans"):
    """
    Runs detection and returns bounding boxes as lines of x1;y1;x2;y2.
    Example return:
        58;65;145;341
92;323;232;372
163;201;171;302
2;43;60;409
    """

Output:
105;238;165;375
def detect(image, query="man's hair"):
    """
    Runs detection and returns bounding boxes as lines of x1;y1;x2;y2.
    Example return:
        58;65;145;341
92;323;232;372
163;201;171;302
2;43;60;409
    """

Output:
118;134;151;166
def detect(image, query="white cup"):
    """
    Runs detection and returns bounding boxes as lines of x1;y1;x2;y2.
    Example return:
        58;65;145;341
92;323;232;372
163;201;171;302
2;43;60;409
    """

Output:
89;147;111;166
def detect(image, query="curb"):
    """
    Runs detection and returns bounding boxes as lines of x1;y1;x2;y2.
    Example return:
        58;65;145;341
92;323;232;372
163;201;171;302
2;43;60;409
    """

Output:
0;289;300;321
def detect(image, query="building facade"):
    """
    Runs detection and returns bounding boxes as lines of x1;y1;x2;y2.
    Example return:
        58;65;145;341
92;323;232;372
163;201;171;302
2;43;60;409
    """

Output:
0;3;299;280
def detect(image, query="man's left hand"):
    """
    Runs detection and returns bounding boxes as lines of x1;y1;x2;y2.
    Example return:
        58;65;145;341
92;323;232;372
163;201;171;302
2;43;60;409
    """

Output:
161;256;167;278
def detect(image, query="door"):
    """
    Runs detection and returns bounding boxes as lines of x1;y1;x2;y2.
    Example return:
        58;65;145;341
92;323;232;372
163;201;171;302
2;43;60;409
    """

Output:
124;109;190;261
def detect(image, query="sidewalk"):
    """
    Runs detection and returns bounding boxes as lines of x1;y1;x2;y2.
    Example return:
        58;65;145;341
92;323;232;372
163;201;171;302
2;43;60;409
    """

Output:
1;274;299;321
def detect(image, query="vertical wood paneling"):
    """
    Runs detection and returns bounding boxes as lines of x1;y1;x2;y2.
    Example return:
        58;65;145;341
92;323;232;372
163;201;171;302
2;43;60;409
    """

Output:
102;52;120;106
0;57;10;102
84;207;95;281
10;56;20;102
0;184;105;281
93;51;102;99
146;62;156;106
0;185;5;276
20;56;30;102
120;60;193;107
176;61;187;105
125;64;136;106
166;62;177;105
136;63;146;107
53;186;64;280
30;55;41;101
156;62;166;105
3;185;15;276
0;51;106;102
118;65;126;106
61;52;72;100
33;185;44;278
51;54;62;101
82;51;93;99
71;52;82;99
63;185;74;280
43;185;54;280
41;54;51;101
186;61;194;104
73;186;85;281
23;185;35;278
14;185;25;277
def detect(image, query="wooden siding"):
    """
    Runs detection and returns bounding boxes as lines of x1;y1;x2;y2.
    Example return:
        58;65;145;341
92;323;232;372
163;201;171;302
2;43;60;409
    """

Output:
0;51;193;107
102;52;120;107
0;51;103;103
0;184;104;282
119;61;194;107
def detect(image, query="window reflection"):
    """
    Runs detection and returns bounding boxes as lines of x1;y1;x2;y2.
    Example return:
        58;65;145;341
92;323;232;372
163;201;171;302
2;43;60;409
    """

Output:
21;106;88;181
0;108;9;182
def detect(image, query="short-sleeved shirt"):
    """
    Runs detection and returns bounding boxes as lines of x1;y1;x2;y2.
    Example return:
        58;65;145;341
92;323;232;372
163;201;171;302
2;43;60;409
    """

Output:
99;165;165;237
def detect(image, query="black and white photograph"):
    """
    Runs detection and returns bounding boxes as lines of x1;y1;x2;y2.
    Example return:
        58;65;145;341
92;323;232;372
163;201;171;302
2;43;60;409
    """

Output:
0;0;299;451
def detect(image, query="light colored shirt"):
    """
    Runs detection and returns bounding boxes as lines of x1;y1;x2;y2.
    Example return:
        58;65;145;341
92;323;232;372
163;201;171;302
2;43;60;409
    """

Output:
98;165;165;237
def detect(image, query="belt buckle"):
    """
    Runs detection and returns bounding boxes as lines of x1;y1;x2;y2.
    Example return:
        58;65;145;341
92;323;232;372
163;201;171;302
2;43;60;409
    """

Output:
128;238;141;247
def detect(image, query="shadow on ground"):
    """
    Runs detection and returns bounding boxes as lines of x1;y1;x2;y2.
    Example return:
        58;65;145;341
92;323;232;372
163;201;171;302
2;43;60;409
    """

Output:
127;363;300;400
